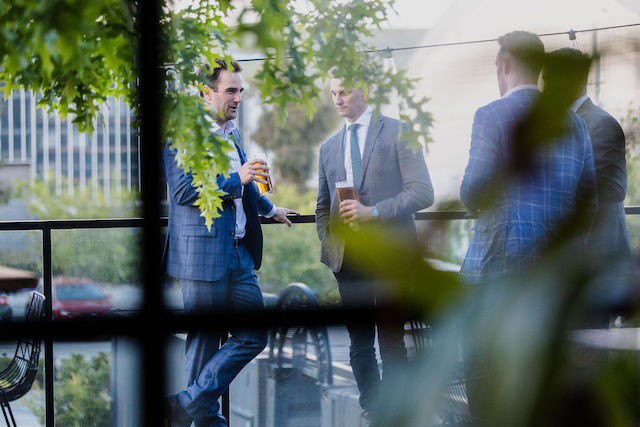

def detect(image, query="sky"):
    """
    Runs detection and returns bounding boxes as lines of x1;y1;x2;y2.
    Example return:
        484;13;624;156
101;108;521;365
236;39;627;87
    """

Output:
373;0;640;204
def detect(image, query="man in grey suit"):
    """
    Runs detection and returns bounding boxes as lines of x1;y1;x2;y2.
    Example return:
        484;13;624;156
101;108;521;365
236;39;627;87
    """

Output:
547;48;634;326
163;58;296;427
316;68;434;423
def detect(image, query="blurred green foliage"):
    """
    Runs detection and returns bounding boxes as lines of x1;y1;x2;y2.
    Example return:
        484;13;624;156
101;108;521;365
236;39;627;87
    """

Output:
0;0;432;229
26;352;111;427
14;177;140;284
259;183;338;303
621;103;640;251
253;94;340;187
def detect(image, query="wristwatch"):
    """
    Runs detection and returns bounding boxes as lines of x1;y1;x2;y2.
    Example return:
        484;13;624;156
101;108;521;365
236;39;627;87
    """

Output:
370;206;380;220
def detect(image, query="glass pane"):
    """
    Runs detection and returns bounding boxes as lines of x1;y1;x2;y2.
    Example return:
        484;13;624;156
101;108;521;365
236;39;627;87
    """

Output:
51;228;142;317
52;340;113;426
0;230;42;322
260;222;338;305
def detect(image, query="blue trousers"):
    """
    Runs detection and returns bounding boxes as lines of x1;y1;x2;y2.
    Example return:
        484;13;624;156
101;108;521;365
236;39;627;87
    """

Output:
177;245;267;427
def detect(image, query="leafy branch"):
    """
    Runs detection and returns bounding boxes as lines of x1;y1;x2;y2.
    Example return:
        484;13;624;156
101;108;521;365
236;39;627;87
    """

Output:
0;0;433;228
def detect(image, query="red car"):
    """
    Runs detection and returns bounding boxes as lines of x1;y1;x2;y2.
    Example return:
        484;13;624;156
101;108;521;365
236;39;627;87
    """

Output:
50;277;113;319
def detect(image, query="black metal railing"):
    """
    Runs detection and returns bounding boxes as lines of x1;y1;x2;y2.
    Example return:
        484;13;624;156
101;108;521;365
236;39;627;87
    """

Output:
1;207;638;426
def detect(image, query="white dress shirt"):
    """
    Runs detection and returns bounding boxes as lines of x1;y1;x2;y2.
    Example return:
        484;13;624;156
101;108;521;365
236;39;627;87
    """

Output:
209;119;277;239
343;106;373;182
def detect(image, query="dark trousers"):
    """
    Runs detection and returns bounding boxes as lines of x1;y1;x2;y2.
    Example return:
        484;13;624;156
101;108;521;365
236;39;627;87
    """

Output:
334;247;408;414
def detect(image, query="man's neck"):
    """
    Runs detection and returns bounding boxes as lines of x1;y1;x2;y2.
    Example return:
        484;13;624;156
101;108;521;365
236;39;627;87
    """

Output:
348;105;369;124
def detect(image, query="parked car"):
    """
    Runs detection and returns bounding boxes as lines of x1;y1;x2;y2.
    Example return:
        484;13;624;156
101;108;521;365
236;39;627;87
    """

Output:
0;292;13;322
34;277;113;319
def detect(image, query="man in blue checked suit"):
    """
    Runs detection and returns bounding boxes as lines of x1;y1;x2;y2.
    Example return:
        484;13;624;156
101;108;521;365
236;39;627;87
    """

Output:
163;58;297;427
459;31;598;424
316;68;434;424
460;31;598;285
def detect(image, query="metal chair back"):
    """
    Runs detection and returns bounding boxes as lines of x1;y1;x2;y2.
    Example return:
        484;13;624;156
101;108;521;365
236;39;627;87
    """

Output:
0;291;46;426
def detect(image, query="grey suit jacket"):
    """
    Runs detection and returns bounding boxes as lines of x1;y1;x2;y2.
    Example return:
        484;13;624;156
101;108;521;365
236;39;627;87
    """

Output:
315;114;434;273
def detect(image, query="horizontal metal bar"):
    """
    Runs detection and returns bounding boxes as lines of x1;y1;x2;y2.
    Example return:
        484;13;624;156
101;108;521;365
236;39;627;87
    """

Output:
2;206;638;231
0;305;422;341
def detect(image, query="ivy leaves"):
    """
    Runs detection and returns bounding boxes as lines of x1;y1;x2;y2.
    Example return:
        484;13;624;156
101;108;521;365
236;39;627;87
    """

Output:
1;0;434;229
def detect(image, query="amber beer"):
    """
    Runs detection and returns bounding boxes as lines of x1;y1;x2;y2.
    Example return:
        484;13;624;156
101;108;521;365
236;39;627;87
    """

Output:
250;152;273;194
336;180;358;202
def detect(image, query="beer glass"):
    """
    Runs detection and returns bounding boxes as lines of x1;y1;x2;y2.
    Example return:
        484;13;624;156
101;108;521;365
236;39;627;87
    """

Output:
250;152;273;194
335;180;358;202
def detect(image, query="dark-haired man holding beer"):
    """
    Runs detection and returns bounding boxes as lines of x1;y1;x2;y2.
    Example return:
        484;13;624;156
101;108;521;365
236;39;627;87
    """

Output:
315;68;434;424
163;58;297;427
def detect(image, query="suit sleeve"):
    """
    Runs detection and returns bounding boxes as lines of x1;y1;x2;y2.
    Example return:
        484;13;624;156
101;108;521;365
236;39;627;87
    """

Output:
376;130;434;219
576;120;599;219
590;114;627;203
163;143;245;207
460;107;501;211
315;143;331;241
163;144;199;206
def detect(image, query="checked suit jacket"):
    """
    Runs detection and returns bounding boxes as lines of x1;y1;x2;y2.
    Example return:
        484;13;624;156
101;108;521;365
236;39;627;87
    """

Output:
163;139;274;282
459;87;598;284
316;114;434;273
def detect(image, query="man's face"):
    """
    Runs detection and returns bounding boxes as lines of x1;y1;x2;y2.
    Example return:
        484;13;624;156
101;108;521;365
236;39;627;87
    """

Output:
330;78;367;122
206;69;244;125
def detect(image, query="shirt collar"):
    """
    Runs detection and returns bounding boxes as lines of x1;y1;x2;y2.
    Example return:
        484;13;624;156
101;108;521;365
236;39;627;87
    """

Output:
502;84;540;98
206;114;237;136
344;105;373;128
571;94;589;112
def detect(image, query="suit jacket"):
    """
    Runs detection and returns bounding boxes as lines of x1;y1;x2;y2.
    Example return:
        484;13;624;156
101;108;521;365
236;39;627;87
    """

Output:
163;140;274;282
577;97;632;282
316;114;434;273
577;97;627;204
460;88;597;284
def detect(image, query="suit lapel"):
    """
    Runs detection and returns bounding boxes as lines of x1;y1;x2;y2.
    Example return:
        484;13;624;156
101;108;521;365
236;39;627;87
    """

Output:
332;127;348;181
230;129;247;163
358;115;382;190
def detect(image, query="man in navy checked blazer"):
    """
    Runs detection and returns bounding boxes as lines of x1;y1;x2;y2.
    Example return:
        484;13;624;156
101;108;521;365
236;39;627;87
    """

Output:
163;59;296;427
460;31;598;285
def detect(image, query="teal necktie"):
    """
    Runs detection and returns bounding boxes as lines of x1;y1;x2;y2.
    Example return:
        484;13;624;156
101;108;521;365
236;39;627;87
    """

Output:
349;123;361;186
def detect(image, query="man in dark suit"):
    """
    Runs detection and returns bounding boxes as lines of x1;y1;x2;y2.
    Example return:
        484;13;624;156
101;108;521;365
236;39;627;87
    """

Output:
460;32;597;285
163;58;296;427
316;68;434;423
547;48;633;326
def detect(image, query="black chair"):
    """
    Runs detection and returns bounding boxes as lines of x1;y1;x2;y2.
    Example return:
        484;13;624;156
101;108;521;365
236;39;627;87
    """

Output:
0;292;45;426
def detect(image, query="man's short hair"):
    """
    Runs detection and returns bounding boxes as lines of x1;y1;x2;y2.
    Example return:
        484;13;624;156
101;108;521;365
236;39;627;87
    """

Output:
203;58;243;91
498;31;545;76
544;47;591;89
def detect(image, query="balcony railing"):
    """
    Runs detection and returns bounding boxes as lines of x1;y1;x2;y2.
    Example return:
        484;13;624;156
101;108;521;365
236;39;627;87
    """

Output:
0;208;638;426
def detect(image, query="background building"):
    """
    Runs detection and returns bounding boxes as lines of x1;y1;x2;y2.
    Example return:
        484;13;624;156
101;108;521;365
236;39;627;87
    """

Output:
0;89;139;203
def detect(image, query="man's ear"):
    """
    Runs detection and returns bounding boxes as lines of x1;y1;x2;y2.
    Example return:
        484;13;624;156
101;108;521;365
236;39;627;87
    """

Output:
502;54;512;75
201;85;213;100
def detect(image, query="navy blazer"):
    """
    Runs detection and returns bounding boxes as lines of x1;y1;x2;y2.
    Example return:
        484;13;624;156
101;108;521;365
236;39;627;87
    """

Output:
577;97;632;279
577;97;627;204
163;142;274;282
316;114;434;273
